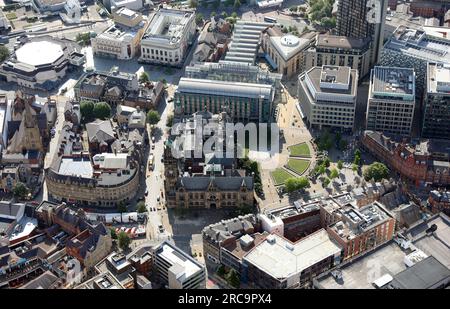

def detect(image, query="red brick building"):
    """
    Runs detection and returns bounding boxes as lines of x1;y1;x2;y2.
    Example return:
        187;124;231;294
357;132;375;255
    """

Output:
361;131;450;186
327;202;396;260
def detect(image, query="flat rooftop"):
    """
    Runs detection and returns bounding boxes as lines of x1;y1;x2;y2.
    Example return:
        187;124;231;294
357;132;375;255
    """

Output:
99;23;142;42
428;63;450;94
16;41;64;66
408;213;450;269
177;78;274;100
301;65;358;102
385;26;450;64
58;157;93;178
386;256;450;289
243;229;341;280
316;242;408;289
144;9;194;43
157;241;204;280
371;66;415;99
316;34;371;50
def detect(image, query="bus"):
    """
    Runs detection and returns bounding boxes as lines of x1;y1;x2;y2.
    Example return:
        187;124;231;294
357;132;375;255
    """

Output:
264;16;277;23
148;154;155;171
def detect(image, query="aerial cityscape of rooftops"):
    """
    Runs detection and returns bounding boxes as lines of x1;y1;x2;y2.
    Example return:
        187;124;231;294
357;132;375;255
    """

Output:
0;0;449;292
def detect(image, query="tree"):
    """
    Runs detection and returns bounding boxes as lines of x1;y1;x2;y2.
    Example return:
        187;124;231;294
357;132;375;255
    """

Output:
166;114;174;127
80;100;95;123
282;27;288;33
317;164;326;175
289;6;298;12
188;0;198;8
285;177;310;193
93;102;111;120
353;149;362;166
139;71;149;83
233;0;241;8
117;201;127;213
330;168;339;180
226;269;240;288
195;13;204;25
147;110;160;125
0;46;10;63
117;231;131;250
352;163;358;173
137;201;147;213
337;160;343;170
110;228;117;240
322;177;330;188
231;12;238;19
221;11;228;18
364;162;389;182
76;32;91;46
13;182;28;199
339;139;347;150
217;265;226;277
210;11;217;18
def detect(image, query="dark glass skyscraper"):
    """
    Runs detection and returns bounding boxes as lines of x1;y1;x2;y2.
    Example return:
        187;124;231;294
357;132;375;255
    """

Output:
336;0;387;66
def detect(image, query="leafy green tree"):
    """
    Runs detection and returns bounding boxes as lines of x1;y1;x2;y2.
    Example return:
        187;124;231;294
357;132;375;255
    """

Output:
110;228;117;240
137;201;147;213
189;0;198;8
80;100;95;123
231;12;238;19
139;71;150;83
322;177;330;187
364;162;389;182
147;110;160;125
13;182;28;199
195;13;204;25
317;164;326;175
210;11;217;18
330;168;339;180
217;265;226;277
337;160;343;170
0;46;10;63
117;231;131;250
166;114;174;127
221;11;228;18
226;269;240;288
117;201;127;213
352;163;358;173
339;139;348;150
93;102;111;120
285;177;310;192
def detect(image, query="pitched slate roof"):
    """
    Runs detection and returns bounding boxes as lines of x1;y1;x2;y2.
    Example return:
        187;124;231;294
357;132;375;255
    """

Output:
178;176;254;191
86;119;115;144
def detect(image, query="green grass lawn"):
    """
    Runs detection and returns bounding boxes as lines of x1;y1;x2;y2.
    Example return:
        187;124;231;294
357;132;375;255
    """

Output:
286;159;310;176
289;142;311;157
271;168;293;186
6;13;17;20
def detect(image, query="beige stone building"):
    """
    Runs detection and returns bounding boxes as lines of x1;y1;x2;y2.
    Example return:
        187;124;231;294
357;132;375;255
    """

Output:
305;34;372;80
45;153;140;207
261;27;315;78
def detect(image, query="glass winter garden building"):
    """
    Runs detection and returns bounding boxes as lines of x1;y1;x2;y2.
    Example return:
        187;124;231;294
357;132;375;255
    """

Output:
174;61;282;122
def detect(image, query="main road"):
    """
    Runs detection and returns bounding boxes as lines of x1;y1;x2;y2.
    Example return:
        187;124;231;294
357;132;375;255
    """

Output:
144;92;174;242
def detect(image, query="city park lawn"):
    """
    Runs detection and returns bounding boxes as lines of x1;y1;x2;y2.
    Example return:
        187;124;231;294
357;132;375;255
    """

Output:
286;159;310;176
271;168;293;186
289;142;311;157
